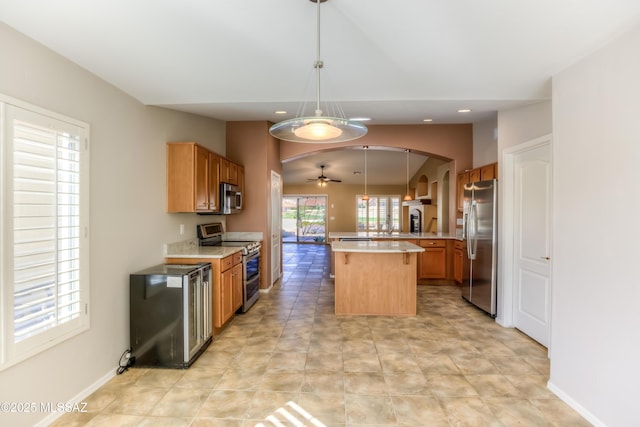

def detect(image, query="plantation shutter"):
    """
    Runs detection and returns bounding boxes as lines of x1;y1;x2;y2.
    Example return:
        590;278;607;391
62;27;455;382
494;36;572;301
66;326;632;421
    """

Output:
356;195;400;232
9;108;84;346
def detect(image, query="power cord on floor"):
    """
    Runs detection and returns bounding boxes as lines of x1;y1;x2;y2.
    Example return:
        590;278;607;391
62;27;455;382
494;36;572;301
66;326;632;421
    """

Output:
116;348;135;375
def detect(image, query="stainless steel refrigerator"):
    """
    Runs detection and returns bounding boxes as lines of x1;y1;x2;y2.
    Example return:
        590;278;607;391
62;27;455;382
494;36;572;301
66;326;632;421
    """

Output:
462;179;498;317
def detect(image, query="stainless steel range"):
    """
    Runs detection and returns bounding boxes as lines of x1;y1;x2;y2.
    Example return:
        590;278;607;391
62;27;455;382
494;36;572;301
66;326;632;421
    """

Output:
197;223;261;312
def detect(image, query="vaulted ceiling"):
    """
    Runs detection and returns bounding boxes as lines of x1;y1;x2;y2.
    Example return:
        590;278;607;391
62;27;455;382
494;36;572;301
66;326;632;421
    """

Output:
2;0;639;184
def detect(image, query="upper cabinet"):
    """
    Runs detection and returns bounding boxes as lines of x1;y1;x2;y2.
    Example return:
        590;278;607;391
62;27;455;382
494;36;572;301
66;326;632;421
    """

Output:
166;141;243;213
220;157;239;185
456;171;470;212
480;163;497;181
457;162;498;211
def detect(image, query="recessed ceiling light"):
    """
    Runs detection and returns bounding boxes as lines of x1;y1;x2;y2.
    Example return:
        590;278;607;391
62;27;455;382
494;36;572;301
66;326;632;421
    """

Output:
275;110;287;115
457;109;472;113
423;118;433;122
350;117;371;122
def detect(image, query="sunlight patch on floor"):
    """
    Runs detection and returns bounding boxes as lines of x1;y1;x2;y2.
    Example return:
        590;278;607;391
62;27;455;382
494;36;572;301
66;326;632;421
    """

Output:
256;400;326;427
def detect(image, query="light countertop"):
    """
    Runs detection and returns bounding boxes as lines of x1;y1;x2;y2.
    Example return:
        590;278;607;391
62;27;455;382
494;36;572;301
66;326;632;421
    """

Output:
164;238;243;259
328;231;462;240
331;240;425;253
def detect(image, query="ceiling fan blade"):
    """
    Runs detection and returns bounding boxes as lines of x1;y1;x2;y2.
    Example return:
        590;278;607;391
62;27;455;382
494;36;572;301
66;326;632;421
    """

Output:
306;165;341;183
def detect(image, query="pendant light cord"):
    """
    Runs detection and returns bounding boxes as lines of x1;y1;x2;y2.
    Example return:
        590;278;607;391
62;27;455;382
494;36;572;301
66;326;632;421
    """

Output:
314;0;323;116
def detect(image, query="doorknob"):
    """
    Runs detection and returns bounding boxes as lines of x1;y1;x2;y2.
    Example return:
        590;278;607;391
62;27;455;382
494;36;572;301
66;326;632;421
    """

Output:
540;256;550;260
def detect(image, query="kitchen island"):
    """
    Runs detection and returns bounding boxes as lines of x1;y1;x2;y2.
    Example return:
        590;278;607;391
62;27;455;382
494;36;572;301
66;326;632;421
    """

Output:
331;240;424;316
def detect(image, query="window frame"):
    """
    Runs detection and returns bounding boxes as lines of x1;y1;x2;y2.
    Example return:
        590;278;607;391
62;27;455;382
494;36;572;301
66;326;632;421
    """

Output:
356;194;401;232
0;94;90;371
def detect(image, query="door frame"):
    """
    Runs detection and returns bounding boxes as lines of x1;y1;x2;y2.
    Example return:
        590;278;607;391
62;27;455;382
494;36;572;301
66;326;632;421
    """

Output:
282;194;328;243
498;134;553;352
270;170;283;286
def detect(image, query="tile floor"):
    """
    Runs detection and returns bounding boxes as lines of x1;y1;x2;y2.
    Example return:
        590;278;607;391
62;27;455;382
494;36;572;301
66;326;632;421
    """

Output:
52;243;590;426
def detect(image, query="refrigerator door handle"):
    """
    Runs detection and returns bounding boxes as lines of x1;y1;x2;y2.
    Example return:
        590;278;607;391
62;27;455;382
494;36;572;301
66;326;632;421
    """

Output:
467;201;478;260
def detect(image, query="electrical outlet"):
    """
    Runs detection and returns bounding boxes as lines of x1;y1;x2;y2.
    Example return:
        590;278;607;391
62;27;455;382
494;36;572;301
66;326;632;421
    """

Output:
179;224;184;235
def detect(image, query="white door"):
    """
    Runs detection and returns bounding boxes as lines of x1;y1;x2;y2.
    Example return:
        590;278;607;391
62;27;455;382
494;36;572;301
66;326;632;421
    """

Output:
513;142;552;346
270;171;282;285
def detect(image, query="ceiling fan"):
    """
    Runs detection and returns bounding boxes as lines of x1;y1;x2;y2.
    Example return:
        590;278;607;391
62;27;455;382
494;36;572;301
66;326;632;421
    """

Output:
307;165;342;185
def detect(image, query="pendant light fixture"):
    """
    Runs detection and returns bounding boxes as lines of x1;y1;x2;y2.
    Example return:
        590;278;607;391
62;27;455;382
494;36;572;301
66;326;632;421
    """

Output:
362;146;369;201
268;0;368;143
403;149;412;201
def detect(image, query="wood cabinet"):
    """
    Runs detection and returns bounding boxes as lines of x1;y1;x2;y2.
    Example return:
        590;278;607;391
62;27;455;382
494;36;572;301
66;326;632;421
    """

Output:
231;262;243;312
480;163;497;181
165;251;243;331
167;142;245;213
219;252;243;326
166;142;221;213
456;162;498;211
469;168;481;183
418;239;447;279
208;151;220;212
221;158;239;185
457;171;470;212
453;240;468;284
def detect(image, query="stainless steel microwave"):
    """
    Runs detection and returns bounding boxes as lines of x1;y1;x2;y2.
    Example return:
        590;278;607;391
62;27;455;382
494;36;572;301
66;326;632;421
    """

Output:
220;183;242;214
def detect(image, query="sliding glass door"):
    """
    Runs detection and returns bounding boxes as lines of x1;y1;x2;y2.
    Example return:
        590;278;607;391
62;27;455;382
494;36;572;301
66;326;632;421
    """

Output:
282;196;327;243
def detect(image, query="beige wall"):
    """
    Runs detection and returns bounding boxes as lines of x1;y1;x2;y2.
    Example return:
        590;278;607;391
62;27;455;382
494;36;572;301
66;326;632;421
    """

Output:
0;22;225;427
225;121;283;288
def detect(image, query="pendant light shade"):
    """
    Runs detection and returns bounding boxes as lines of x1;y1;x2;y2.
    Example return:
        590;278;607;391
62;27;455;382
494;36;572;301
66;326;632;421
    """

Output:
268;0;367;143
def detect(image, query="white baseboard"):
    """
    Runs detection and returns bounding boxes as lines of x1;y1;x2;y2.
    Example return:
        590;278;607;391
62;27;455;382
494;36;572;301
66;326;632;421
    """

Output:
34;367;117;427
547;380;606;427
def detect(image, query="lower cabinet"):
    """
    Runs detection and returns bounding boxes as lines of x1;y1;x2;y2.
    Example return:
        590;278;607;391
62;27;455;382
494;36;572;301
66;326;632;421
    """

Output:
231;263;243;313
418;239;447;279
453;240;468;284
165;250;243;331
217;253;243;327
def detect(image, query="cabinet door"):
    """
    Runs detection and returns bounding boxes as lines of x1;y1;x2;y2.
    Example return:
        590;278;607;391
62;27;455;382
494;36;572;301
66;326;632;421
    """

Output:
480;163;496;181
194;145;210;211
419;240;447;279
232;263;243;311
228;161;238;186
457;171;469;212
220;268;234;324
220;158;230;183
167;142;199;212
420;248;447;279
469;168;481;183
208;152;220;212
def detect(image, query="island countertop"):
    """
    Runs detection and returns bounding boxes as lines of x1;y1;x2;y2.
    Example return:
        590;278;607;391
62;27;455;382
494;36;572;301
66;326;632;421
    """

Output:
328;231;462;240
331;240;425;253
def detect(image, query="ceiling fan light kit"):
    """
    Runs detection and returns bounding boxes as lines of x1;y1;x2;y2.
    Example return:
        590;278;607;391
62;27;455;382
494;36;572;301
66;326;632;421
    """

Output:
307;164;342;186
268;0;367;144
